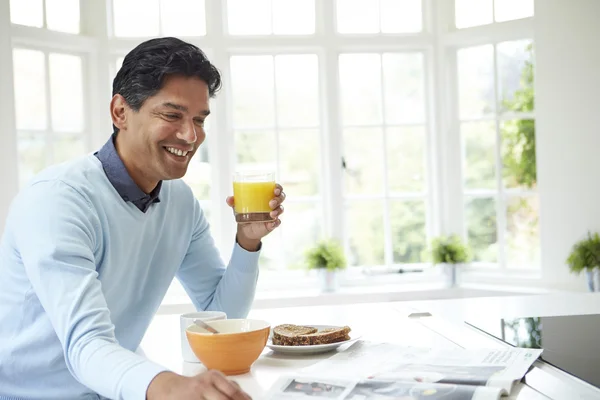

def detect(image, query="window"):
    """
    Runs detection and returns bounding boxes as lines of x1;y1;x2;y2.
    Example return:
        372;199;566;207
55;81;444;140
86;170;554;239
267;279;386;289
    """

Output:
227;0;315;35
112;0;206;37
12;48;86;187
336;0;422;34
9;0;80;34
455;0;534;29
2;0;540;309
457;39;538;269
339;52;428;267
230;54;324;270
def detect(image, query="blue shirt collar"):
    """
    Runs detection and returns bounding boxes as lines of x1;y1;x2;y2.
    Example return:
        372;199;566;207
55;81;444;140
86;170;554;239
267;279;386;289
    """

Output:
95;134;161;213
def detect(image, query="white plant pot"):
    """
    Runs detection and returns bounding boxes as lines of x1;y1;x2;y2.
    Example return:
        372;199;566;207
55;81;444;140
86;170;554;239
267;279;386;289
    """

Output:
442;264;460;288
585;269;600;292
319;269;339;293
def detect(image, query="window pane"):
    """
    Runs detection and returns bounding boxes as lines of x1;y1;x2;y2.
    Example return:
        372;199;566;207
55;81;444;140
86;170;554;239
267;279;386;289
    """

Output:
506;196;540;269
9;0;43;27
282;202;323;268
457;45;495;119
339;54;382;125
380;0;422;33
343;128;384;195
494;0;534;22
382;52;425;124
53;135;85;164
346;201;384;266
49;53;84;132
13;49;47;130
501;119;535;190
259;230;283;270
46;0;80;34
235;130;277;171
17;134;47;188
160;0;206;36
465;197;498;263
387;126;426;193
272;0;315;34
230;56;275;128
463;121;496;190
279;130;320;197
390;200;427;263
455;0;493;29
227;0;271;35
498;40;534;113
336;0;379;34
184;145;211;200
275;54;319;127
113;0;159;37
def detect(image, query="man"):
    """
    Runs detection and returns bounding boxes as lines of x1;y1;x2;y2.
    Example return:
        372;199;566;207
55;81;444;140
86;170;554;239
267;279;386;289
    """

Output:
0;37;284;399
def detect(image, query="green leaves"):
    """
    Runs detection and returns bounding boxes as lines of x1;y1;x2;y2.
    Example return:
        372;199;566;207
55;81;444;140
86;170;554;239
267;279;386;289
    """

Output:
502;43;536;189
429;234;472;265
305;239;347;271
566;232;600;274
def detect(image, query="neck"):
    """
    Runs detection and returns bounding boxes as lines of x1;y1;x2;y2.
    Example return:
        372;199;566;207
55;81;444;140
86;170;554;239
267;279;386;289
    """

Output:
114;133;158;194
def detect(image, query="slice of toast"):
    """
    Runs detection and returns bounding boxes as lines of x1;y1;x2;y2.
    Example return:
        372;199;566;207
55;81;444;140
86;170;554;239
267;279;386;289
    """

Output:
272;324;351;346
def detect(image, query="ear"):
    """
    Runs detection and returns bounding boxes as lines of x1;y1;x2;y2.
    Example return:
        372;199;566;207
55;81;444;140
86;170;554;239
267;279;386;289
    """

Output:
110;94;128;132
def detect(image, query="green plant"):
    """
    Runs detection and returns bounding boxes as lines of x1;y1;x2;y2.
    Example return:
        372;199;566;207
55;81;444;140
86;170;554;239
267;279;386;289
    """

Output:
502;43;536;189
429;235;472;265
566;232;600;274
305;239;347;271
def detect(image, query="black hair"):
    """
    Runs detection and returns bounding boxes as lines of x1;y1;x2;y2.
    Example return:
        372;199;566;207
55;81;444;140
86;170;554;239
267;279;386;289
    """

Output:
112;37;222;134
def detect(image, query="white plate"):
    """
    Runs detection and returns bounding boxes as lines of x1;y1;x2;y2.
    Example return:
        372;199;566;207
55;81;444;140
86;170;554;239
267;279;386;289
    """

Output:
266;324;360;355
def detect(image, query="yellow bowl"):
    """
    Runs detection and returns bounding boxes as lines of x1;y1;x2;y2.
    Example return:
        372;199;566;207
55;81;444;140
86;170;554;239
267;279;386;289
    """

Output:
185;319;270;375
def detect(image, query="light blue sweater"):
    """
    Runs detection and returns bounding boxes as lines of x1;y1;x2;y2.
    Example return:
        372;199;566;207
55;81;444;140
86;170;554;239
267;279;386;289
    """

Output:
0;155;260;399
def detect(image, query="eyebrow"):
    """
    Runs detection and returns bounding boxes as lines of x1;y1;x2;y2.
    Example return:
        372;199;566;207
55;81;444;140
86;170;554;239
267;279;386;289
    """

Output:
162;102;210;116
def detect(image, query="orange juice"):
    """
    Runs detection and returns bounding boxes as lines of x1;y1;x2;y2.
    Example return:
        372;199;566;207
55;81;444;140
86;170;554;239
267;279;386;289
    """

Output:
232;179;276;223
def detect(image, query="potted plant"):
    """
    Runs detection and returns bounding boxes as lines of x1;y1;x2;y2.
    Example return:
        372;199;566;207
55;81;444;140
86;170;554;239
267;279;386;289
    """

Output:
305;239;347;293
566;231;600;292
429;234;472;287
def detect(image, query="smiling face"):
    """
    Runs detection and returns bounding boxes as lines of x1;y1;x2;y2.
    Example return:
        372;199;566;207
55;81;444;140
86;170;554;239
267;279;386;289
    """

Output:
110;75;210;193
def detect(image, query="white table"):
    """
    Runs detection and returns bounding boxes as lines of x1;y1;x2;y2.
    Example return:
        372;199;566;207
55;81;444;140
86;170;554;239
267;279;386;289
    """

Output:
140;293;600;400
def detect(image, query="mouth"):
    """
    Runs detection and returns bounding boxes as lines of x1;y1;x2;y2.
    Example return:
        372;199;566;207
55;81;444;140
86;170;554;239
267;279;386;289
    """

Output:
163;146;191;162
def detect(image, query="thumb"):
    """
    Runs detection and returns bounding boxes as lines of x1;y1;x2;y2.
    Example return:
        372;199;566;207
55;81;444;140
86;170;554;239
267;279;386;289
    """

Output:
226;196;235;208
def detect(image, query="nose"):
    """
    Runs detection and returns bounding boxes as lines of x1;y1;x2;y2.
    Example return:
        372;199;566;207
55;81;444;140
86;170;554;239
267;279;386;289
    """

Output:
177;119;197;144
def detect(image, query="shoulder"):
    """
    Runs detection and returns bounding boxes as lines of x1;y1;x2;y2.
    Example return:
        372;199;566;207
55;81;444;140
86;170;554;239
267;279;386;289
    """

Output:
15;155;106;217
28;154;105;193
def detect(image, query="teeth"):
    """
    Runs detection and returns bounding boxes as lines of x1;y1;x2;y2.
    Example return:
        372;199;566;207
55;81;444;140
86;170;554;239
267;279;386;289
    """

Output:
166;147;188;157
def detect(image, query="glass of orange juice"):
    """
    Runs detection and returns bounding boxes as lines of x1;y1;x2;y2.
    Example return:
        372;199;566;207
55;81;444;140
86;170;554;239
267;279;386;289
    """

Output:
232;171;276;223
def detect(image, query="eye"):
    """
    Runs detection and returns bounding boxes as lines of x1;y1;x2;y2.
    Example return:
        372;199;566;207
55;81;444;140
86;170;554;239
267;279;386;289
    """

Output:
163;113;180;120
194;119;206;127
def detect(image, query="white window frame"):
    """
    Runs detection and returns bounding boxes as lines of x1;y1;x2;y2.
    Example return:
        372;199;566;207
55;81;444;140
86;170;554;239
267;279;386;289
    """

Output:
438;1;539;282
0;0;541;311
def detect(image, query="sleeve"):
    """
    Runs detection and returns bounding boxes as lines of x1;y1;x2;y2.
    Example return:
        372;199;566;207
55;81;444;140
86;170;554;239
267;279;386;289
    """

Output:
13;180;168;400
176;198;260;319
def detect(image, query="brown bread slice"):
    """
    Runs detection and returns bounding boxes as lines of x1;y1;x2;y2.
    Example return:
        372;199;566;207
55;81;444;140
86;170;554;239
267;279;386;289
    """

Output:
272;324;351;346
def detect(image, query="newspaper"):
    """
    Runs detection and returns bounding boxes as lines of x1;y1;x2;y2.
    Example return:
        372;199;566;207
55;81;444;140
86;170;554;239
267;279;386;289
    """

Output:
261;341;542;400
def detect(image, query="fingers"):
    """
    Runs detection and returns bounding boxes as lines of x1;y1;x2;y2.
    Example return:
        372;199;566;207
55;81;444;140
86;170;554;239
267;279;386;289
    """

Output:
274;184;283;196
266;218;282;232
269;193;285;210
269;205;284;219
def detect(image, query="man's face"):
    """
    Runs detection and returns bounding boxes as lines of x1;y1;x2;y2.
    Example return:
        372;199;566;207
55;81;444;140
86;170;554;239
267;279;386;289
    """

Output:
114;75;210;188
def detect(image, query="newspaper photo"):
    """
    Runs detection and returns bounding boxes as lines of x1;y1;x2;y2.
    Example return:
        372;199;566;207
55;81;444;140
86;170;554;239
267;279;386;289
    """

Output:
264;340;543;399
261;375;506;400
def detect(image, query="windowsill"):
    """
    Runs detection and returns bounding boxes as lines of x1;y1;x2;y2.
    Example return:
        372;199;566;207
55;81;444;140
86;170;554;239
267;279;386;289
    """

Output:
156;267;552;315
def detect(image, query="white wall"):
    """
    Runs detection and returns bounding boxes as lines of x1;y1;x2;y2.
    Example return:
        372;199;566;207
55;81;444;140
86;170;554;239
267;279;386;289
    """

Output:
0;0;19;232
535;0;600;290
